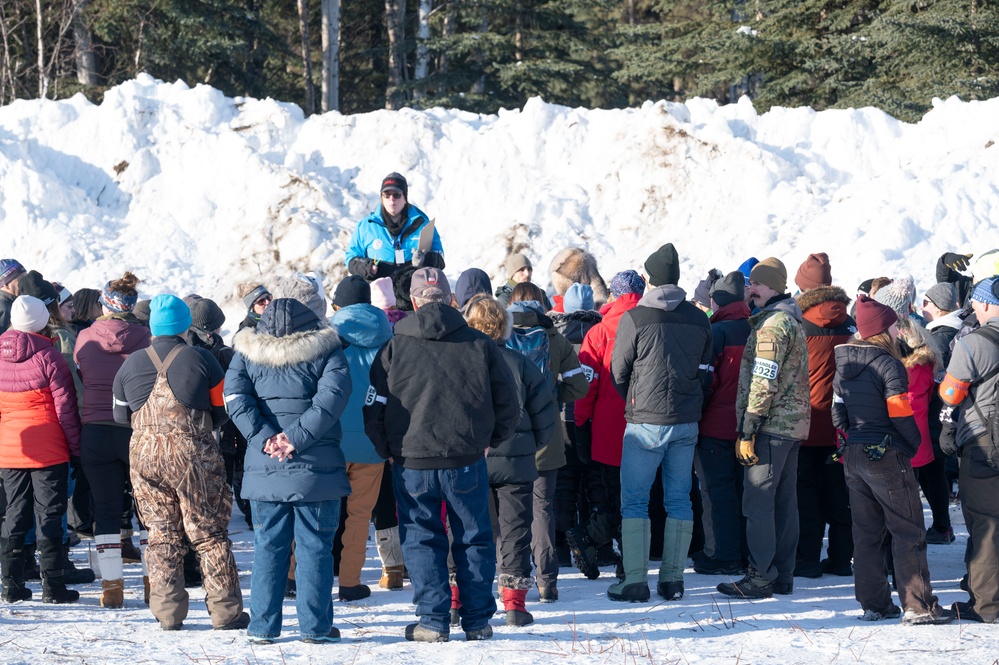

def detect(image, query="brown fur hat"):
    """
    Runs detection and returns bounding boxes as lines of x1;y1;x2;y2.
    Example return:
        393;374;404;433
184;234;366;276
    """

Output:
549;248;609;305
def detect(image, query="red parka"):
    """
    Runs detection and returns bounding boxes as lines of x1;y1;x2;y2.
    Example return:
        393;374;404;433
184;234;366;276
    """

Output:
0;329;81;468
574;292;641;466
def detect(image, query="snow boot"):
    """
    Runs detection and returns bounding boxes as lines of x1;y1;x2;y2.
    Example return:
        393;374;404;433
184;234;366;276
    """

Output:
376;527;404;589
405;622;449;642
500;575;534;626
657;518;692;601
338;584;371;601
607;518;650;602
100;579;125;608
62;543;96;584
564;526;601;580
95;532;124;608
1;537;32;602
717;567;774;599
22;542;40;580
40;539;80;604
121;529;142;564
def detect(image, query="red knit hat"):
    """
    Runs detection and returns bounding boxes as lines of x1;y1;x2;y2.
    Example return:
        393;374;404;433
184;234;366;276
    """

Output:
794;252;832;291
855;294;898;339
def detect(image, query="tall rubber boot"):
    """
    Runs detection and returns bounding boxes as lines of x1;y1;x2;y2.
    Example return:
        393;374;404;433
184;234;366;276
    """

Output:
1;537;32;602
96;533;124;608
39;539;79;604
658;518;693;600
607;518;650;602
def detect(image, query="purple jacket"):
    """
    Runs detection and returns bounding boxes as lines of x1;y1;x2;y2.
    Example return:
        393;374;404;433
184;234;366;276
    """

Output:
0;330;81;467
74;317;150;423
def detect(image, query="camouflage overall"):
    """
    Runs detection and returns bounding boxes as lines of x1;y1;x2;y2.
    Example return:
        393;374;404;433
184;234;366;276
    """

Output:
129;345;243;627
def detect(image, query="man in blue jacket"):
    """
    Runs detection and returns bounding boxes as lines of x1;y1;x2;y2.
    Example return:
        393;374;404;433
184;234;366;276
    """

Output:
346;172;445;281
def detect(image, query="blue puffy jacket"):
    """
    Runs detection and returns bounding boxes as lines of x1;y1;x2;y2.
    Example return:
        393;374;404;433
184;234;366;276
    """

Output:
345;204;443;266
331;303;393;464
225;298;352;503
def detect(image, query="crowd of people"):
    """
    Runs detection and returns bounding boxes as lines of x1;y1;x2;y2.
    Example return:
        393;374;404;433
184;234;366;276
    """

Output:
1;171;997;645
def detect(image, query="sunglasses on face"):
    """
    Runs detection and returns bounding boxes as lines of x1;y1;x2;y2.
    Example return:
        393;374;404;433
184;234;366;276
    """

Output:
382;191;404;200
254;295;272;306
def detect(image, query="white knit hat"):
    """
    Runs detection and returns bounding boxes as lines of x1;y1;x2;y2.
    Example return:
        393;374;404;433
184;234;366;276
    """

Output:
10;295;50;333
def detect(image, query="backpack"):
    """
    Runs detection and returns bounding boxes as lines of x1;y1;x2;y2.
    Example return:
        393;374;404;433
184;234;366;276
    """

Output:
966;325;999;468
506;325;555;398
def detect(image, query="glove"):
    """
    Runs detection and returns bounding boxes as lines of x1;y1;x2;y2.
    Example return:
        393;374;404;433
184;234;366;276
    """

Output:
70;455;82;479
827;429;848;464
942;252;973;272
348;257;379;280
421;251;446;269
863;435;889;461
736;436;758;466
575;421;592;465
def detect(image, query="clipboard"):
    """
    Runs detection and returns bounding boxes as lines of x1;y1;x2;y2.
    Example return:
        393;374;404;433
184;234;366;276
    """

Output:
418;217;436;253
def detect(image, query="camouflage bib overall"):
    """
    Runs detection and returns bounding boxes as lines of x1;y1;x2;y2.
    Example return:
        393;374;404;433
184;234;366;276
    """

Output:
129;345;243;627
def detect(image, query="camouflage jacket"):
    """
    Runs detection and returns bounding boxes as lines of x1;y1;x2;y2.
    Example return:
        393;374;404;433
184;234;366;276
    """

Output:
736;295;811;441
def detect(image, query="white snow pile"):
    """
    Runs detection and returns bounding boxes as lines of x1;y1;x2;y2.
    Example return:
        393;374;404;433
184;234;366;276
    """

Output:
1;76;997;663
2;74;998;330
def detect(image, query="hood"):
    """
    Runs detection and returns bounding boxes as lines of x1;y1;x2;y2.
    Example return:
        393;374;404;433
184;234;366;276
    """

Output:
835;341;894;380
88;317;151;354
394;302;469;341
548;310;602;327
797;285;851;328
599;292;642;325
709;300;751;323
258;298;323;338
232;324;342;368
332;303;393;349
926;309;964;332
0;329;54;363
898;321;940;371
755;293;804;323
454;269;493;308
187;328;224;351
637;284;688;312
508;301;554;329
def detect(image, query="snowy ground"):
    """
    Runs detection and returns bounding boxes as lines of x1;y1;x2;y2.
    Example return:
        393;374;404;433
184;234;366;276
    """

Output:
0;499;986;665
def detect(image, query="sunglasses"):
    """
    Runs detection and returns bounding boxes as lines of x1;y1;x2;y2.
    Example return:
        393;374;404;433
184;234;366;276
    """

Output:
254;295;272;306
382;191;404;200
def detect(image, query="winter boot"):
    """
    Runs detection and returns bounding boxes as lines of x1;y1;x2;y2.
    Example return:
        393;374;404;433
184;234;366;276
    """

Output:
95;533;124;608
62;543;96;584
564;526;601;580
376;527;405;589
143;576;151;605
450;583;462;626
1;537;32;602
121;529;142;564
100;579;125;608
22;542;40;580
500;575;534;626
716;566;774;599
607;518;650;602
39;539;80;604
657;518;693;601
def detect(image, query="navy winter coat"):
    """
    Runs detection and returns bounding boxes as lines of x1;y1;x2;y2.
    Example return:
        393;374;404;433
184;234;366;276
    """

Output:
225;298;352;502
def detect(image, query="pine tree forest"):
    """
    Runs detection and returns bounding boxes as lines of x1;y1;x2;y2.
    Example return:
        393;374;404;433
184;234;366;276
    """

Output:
1;0;996;121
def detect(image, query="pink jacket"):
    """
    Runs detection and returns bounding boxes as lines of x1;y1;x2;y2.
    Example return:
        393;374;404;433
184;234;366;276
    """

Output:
74;317;150;423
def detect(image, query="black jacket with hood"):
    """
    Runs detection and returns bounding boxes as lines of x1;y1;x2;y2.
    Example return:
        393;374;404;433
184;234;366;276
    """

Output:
610;284;713;426
364;301;521;469
832;341;922;457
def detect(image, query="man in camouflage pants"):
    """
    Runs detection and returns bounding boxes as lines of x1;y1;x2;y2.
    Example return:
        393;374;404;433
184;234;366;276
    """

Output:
718;258;811;599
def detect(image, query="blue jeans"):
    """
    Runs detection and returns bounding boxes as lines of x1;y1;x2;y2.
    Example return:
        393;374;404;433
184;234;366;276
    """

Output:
620;422;698;520
393;458;496;634
248;499;341;641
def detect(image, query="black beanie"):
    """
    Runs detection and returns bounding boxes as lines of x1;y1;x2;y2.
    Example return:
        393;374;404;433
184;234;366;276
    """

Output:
709;271;745;308
190;298;226;332
644;243;680;287
333;275;371;308
381;172;408;199
18;270;58;306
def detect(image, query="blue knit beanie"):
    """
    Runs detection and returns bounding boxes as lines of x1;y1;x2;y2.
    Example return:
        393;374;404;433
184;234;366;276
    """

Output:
564;283;594;313
609;270;646;298
971;277;999;307
149;294;193;337
737;257;759;286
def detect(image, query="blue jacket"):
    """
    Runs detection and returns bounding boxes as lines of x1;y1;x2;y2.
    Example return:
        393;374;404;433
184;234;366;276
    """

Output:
331;303;393;464
345;204;443;266
225;299;352;503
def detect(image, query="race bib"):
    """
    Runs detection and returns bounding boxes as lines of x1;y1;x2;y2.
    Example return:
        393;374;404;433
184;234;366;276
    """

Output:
581;364;595;382
752;358;779;380
364;385;377;406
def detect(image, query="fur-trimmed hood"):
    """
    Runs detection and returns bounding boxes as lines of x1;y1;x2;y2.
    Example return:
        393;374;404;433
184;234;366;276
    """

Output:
796;285;851;313
898;320;941;372
232;325;342;368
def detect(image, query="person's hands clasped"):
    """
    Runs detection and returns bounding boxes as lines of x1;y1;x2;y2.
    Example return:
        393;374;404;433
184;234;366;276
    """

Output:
264;432;296;463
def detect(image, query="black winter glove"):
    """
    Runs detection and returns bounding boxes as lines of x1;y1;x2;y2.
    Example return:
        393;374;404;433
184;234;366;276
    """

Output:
348;257;379;281
420;251;446;270
70;455;82;478
575;421;592;465
941;252;973;272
